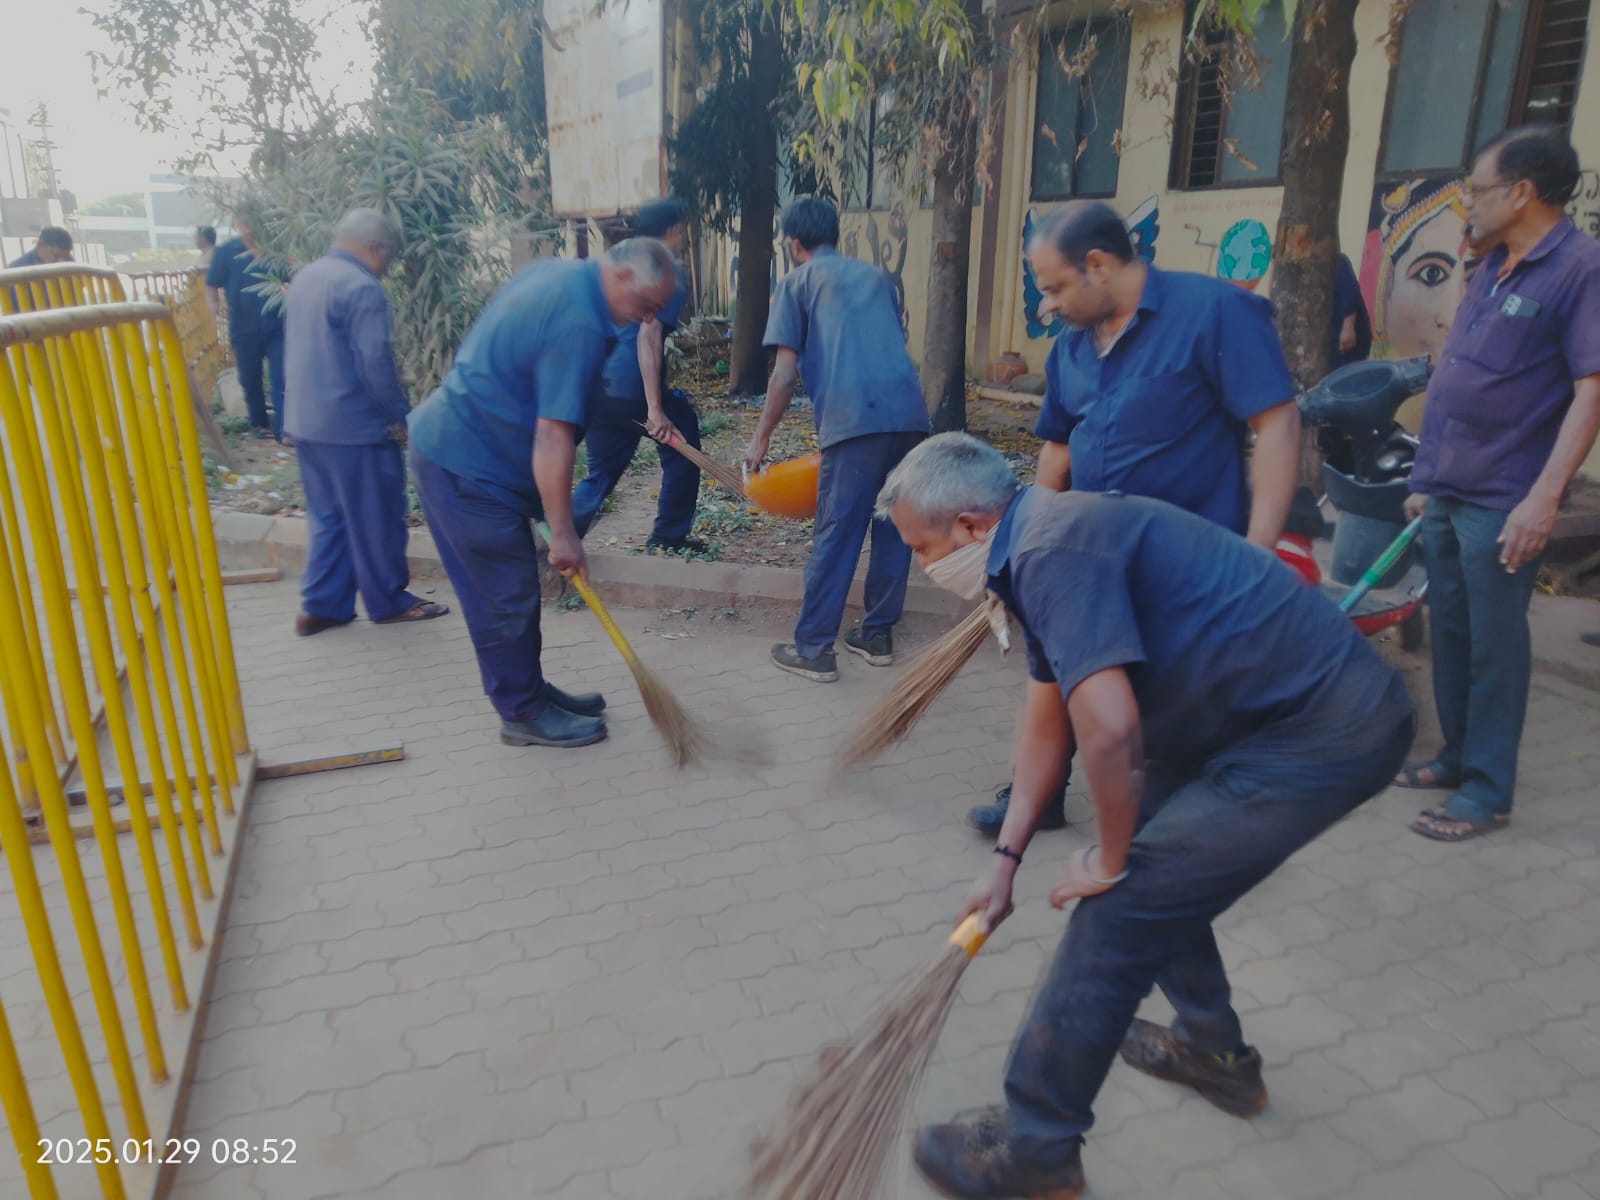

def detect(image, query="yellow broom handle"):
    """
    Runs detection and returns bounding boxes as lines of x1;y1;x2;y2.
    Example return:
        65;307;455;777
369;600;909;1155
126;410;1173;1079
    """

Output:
534;522;638;666
949;913;990;958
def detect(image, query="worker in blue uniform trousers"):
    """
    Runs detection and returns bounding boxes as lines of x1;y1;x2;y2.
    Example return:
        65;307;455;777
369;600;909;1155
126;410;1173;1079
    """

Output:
881;434;1413;1200
283;209;448;636
572;197;706;551
408;238;680;748
743;196;930;683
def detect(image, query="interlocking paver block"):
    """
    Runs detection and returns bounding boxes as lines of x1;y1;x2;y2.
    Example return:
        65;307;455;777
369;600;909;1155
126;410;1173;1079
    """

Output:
1448;1102;1600;1196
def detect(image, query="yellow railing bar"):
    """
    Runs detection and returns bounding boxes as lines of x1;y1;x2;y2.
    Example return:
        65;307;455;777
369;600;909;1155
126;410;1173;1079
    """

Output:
126;322;239;812
0;335;165;1113
57;322;200;975
0;990;60;1200
105;322;215;895
0;439;66;769
156;321;251;768
0;527;135;1191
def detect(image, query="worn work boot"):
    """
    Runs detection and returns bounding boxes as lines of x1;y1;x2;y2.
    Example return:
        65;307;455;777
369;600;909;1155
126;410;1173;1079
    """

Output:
545;681;606;717
771;643;838;683
1118;1019;1267;1117
843;624;894;666
913;1107;1085;1200
500;706;607;749
968;784;1068;837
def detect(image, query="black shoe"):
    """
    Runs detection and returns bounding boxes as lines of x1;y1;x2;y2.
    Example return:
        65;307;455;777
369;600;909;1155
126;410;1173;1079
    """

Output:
646;535;708;554
771;643;838;683
500;707;607;748
1582;631;1600;648
1118;1018;1267;1118
545;681;606;717
967;784;1068;838
250;427;274;441
913;1106;1085;1200
843;624;893;666
295;611;354;637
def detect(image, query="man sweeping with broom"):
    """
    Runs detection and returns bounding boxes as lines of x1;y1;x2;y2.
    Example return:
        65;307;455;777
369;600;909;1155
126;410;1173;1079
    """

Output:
878;433;1414;1199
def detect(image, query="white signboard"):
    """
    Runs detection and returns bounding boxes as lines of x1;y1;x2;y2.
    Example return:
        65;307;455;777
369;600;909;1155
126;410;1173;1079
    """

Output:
544;0;666;218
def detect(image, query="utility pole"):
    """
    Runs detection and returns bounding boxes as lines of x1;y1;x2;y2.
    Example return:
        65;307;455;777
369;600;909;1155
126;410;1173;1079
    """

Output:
28;103;60;200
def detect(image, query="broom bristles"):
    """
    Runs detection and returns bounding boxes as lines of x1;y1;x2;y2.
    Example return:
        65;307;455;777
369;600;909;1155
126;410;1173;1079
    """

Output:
834;606;994;774
627;656;770;769
645;424;750;500
747;942;972;1200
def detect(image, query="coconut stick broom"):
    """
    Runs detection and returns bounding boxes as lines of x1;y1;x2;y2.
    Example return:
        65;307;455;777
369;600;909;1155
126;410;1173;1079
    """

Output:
640;423;750;500
835;604;995;775
535;522;763;768
747;914;991;1200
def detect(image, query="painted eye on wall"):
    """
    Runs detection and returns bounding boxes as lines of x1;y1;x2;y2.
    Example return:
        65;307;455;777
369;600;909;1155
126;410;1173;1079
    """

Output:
1405;252;1456;289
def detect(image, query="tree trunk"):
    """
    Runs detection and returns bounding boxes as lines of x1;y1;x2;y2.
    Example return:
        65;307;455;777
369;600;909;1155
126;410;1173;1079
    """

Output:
921;1;984;433
922;124;977;432
729;11;782;398
1270;0;1359;485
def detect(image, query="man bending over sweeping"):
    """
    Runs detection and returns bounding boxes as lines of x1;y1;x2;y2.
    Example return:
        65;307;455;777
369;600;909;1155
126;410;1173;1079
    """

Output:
880;433;1414;1200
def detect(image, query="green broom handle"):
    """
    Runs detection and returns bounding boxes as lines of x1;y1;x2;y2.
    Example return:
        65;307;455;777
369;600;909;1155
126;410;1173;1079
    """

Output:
1337;515;1423;614
535;521;640;667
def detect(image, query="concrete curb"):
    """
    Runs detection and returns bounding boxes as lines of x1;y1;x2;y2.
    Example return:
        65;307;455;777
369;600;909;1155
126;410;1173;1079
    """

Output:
210;509;970;639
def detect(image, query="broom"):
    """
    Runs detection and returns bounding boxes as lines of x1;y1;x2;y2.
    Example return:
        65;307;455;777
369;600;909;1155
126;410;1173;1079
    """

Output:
747;914;991;1200
639;422;750;500
834;604;995;775
535;522;765;768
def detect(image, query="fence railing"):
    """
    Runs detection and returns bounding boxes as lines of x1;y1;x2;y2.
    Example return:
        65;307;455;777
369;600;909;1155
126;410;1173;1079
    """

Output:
0;265;127;316
0;301;251;1199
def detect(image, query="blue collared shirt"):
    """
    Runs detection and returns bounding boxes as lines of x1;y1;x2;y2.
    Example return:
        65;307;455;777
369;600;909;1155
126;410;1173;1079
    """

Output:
1033;267;1293;534
763;247;929;449
6;248;41;268
985;486;1405;765
1411;219;1600;512
282;250;408;445
408;259;615;515
597;266;688;408
205;237;284;341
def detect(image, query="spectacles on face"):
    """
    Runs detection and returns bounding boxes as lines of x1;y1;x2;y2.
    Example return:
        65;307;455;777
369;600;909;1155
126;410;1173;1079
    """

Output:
1461;178;1515;202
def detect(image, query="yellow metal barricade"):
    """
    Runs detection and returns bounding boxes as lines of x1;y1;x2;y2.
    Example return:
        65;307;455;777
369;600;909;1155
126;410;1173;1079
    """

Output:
0;302;252;1198
0;264;126;317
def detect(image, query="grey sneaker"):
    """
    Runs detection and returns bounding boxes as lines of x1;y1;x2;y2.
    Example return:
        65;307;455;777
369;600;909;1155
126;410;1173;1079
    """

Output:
771;643;838;683
843;625;893;666
1119;1019;1267;1117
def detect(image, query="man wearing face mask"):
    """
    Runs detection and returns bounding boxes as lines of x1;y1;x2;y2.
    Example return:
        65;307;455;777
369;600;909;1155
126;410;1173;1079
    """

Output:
881;433;1413;1200
968;200;1302;838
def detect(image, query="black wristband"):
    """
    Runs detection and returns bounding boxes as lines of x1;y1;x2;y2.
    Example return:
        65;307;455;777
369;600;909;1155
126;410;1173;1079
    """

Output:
993;844;1023;865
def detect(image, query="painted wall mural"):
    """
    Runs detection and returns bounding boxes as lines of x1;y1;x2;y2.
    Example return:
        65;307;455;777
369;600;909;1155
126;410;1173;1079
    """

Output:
1215;219;1273;291
1022;196;1162;339
1359;178;1472;363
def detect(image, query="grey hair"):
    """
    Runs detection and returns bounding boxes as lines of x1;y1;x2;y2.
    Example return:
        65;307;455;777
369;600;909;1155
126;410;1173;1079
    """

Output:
603;237;675;289
335;208;402;256
876;432;1019;523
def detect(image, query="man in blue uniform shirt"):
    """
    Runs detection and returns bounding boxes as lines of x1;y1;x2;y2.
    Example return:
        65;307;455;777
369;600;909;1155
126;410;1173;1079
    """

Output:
7;225;73;268
283;209;448;637
880;434;1413;1200
744;197;930;682
408;239;679;749
970;200;1301;837
572;197;705;551
206;213;287;441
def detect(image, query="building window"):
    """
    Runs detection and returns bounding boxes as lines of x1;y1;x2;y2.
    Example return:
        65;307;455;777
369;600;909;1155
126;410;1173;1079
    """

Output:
1380;0;1588;177
839;93;905;211
1171;0;1292;189
1030;16;1131;202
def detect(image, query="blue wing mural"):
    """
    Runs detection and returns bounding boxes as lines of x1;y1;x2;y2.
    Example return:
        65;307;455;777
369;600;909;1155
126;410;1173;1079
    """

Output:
1023;197;1162;340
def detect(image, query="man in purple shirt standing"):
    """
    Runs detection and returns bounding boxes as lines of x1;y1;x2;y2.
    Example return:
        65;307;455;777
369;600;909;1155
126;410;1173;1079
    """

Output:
1399;127;1600;842
284;209;449;636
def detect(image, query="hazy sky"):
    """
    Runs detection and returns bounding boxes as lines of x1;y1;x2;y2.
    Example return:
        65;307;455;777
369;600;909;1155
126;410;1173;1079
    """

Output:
0;0;373;204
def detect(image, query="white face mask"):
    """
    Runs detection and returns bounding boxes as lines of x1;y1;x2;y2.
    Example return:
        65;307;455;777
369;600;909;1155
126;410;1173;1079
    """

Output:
923;530;992;600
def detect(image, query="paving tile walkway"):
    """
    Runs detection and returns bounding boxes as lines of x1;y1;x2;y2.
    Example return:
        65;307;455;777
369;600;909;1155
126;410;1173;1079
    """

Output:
168;577;1600;1199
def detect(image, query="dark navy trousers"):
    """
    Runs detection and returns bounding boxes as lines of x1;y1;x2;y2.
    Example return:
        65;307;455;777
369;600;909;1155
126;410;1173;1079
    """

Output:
234;332;286;438
1001;671;1415;1165
297;440;418;622
409;449;548;722
794;430;923;658
572;389;702;543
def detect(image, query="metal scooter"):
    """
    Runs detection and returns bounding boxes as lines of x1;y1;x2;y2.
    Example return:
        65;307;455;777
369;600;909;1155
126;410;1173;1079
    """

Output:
1275;356;1432;649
